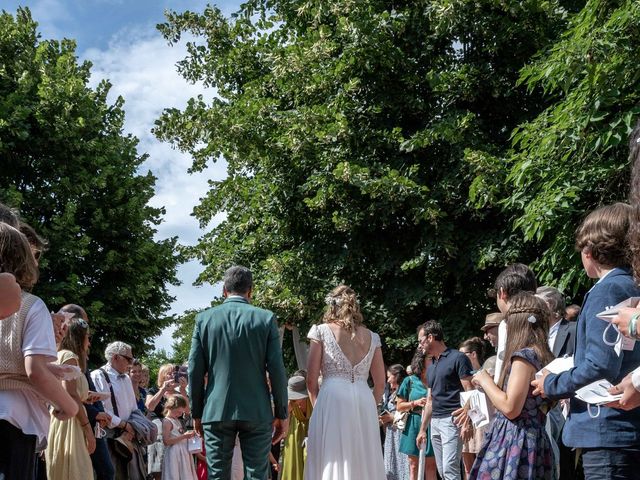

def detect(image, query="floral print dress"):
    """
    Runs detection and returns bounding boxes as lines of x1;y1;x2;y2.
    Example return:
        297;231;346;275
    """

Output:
469;348;553;480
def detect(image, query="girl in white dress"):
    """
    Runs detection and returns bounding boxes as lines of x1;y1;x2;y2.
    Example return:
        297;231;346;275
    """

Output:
161;394;198;480
304;285;386;480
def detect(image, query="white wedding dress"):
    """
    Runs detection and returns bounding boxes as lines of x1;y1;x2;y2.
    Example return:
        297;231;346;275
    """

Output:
304;324;386;480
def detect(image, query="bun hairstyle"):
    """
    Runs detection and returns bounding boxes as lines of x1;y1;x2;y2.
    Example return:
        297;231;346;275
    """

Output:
323;285;363;339
498;292;555;388
163;393;188;417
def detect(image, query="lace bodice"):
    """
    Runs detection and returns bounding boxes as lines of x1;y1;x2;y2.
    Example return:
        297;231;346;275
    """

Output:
308;324;381;383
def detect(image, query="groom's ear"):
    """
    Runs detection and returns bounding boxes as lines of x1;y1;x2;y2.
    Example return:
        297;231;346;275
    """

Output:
247;288;253;300
222;286;228;298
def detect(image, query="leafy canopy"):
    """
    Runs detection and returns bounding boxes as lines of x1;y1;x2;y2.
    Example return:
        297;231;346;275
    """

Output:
0;8;179;363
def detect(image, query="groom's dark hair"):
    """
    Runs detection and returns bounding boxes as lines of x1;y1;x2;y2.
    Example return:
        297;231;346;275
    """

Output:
224;266;253;294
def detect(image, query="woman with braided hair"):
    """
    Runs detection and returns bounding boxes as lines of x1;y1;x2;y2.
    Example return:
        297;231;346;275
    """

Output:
468;292;555;480
304;285;386;479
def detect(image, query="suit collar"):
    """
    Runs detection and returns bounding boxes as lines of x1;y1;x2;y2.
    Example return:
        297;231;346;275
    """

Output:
552;320;570;357
223;296;250;305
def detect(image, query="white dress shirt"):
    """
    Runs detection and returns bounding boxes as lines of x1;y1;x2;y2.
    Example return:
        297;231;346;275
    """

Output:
91;363;137;429
548;320;561;352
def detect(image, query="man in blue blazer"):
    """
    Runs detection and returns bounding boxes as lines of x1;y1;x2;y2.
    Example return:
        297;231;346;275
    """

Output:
189;266;288;479
532;203;640;480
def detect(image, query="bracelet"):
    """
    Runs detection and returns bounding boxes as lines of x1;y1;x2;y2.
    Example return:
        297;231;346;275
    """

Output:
81;421;90;427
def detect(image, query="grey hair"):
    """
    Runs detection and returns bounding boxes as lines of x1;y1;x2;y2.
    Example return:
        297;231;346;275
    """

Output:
535;286;566;318
223;266;253;294
104;341;132;362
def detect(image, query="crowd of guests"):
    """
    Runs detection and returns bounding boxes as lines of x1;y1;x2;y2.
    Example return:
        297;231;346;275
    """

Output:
4;135;640;480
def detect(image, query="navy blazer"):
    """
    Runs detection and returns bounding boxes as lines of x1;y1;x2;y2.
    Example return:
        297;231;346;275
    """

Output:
552;319;576;358
544;268;640;448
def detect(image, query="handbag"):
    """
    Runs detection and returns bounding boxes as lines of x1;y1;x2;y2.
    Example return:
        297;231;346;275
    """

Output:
392;377;413;432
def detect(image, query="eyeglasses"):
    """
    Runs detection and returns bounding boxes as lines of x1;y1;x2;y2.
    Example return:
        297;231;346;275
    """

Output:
118;354;134;364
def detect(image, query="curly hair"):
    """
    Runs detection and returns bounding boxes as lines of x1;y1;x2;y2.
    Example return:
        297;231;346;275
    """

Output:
575;202;632;268
322;285;363;338
497;292;555;388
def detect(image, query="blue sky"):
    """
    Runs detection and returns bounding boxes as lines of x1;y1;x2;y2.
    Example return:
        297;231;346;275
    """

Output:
3;1;240;353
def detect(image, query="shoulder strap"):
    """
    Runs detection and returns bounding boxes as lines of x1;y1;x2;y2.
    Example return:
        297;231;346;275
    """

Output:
100;368;119;417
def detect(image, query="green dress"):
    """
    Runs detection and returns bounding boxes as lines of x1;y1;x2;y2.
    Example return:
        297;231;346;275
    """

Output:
397;375;434;457
281;398;312;480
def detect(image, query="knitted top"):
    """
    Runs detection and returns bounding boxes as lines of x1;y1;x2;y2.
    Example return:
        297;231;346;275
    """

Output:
0;291;40;394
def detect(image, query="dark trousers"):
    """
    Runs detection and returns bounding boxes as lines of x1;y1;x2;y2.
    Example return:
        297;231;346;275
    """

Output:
91;437;116;480
581;447;640;480
204;421;272;480
0;420;37;480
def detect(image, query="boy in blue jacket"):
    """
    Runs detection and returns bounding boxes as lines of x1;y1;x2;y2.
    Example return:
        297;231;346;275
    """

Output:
532;203;640;479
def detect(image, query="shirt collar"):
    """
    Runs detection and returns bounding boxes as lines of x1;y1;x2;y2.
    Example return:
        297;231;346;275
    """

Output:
105;363;128;379
549;320;561;336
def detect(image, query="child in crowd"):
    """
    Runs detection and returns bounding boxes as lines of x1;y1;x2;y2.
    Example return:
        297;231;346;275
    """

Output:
533;202;640;479
0;223;78;479
470;293;555;479
281;374;313;480
161;394;198;480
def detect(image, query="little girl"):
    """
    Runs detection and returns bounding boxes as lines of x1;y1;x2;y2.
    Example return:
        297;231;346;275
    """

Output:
161;394;198;480
469;292;555;480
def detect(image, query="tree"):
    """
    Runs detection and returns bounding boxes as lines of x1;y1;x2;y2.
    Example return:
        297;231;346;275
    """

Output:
0;8;179;364
471;0;640;296
155;0;574;364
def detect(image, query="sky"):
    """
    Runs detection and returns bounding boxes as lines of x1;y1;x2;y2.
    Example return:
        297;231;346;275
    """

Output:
3;0;241;353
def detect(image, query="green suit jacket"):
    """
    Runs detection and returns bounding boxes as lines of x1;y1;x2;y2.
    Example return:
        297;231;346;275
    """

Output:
188;296;288;423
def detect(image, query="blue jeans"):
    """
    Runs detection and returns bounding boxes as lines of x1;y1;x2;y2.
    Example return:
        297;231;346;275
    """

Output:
204;421;272;480
581;447;640;480
430;415;462;480
91;437;115;480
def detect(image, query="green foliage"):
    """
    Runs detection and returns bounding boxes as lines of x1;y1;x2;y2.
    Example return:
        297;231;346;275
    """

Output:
472;0;640;296
156;0;572;364
0;8;179;364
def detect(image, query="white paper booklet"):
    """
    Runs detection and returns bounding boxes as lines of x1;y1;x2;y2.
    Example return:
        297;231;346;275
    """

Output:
574;379;621;406
596;297;640;321
460;390;492;428
536;356;574;378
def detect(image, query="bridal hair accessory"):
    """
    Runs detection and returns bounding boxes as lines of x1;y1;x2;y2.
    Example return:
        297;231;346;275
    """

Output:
325;295;344;307
527;315;537;324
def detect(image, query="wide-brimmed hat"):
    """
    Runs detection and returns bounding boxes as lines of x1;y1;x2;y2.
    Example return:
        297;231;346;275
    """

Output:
480;312;504;332
287;375;309;400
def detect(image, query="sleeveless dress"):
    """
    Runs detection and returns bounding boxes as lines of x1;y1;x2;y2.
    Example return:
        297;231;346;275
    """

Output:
282;398;313;480
469;348;554;480
161;417;197;480
45;350;92;480
304;323;385;480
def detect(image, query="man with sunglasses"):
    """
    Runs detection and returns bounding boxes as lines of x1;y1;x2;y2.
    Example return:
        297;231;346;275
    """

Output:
91;341;138;480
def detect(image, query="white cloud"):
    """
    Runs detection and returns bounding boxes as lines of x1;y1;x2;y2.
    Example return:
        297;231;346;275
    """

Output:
83;26;227;353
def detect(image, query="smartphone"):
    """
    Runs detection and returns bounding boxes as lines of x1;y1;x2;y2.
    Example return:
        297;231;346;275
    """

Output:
173;366;180;383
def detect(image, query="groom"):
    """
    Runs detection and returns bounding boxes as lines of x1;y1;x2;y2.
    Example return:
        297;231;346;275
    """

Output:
189;266;288;479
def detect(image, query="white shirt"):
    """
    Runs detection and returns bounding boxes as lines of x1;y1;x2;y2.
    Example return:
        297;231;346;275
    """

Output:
494;320;507;383
91;363;137;429
0;297;57;444
632;365;640;392
548;320;561;352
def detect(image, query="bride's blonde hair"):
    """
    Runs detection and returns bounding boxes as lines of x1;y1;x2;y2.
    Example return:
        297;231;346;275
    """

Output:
322;285;363;338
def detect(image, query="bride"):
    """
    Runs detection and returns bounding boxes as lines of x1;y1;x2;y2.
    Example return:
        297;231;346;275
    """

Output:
304;285;386;480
